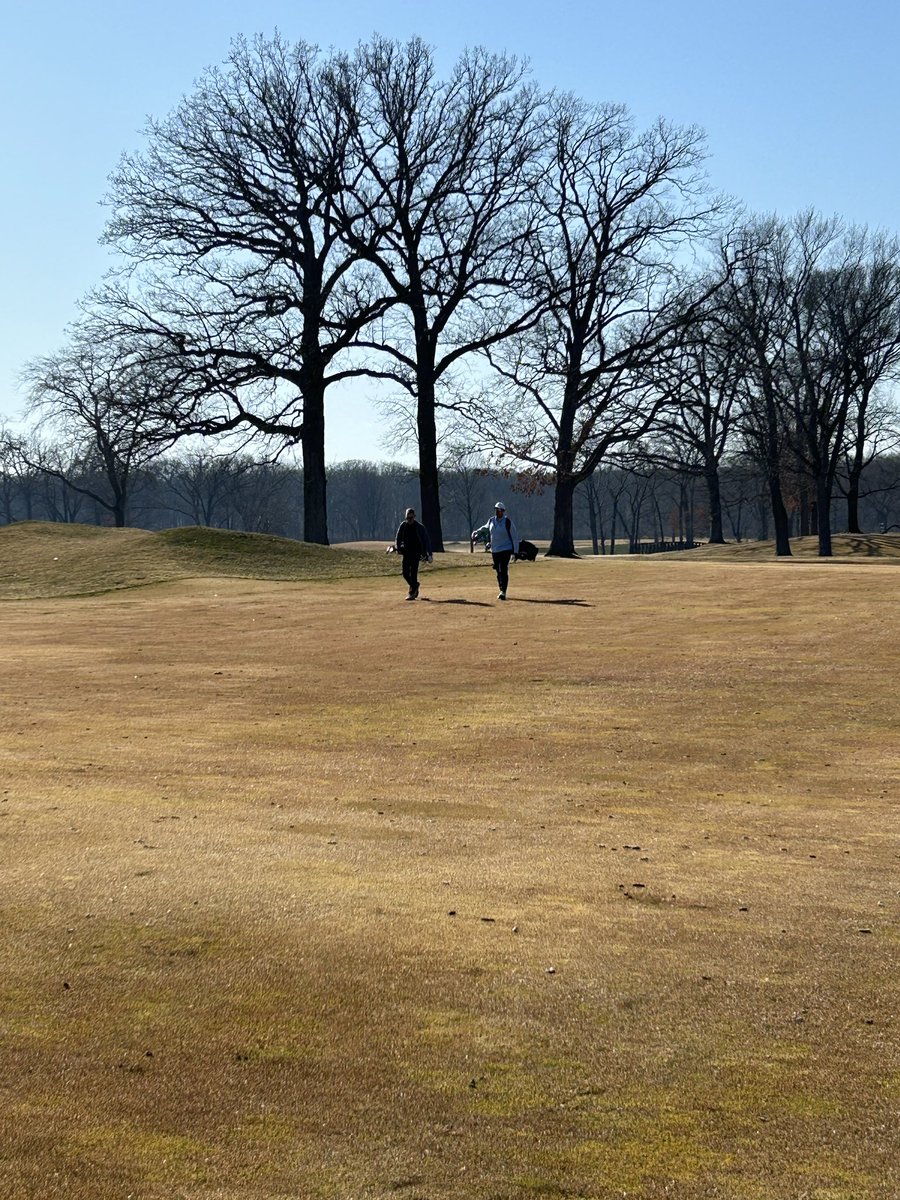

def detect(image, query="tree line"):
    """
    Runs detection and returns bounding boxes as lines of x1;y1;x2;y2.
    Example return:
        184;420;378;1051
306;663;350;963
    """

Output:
3;435;900;550
12;34;900;556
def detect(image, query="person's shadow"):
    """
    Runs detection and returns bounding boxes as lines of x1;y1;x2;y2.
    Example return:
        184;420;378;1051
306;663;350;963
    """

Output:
421;598;495;607
508;597;592;607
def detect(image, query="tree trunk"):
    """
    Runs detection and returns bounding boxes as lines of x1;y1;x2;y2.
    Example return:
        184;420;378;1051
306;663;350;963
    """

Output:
756;497;768;541
846;477;861;535
547;475;578;557
705;462;724;543
768;474;792;556
587;491;599;555
816;474;833;557
654;497;665;543
301;386;328;545
845;397;868;534
416;375;444;553
798;485;810;537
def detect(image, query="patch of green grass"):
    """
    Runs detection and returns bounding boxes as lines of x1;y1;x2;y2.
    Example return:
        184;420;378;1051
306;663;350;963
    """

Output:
70;1126;212;1186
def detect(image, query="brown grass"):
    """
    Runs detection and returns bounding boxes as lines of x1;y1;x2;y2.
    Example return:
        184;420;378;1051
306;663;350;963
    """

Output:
1;526;899;1198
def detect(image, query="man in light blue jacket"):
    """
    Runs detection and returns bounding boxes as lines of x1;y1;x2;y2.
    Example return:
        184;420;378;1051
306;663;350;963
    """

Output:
471;501;519;600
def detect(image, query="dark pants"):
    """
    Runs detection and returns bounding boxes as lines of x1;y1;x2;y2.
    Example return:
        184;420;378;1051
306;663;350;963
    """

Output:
402;554;420;594
492;550;512;594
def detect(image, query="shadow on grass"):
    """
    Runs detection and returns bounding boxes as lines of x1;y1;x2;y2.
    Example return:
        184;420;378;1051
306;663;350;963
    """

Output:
421;597;495;608
509;597;593;607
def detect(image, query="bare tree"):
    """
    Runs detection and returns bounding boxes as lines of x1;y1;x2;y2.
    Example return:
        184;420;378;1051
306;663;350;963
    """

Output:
716;218;796;555
327;459;416;541
339;37;547;550
21;335;179;527
102;34;392;544
826;230;900;532
0;428;42;524
465;95;721;555
158;448;257;527
645;282;741;543
439;445;493;549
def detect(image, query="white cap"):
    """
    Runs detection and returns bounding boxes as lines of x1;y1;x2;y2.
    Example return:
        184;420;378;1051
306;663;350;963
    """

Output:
494;501;506;510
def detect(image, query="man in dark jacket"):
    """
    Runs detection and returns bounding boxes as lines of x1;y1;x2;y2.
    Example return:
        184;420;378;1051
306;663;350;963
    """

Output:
393;508;432;600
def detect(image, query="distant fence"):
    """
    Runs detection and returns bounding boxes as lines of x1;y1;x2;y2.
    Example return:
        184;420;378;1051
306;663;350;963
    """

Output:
629;540;701;555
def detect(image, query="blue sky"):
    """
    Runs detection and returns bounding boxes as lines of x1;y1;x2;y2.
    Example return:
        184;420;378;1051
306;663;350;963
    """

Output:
2;0;898;460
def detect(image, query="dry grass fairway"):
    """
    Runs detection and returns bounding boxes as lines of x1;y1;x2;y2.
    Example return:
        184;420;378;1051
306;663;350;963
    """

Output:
1;527;899;1199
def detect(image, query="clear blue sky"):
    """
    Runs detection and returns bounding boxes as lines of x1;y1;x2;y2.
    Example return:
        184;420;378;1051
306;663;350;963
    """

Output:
2;0;898;461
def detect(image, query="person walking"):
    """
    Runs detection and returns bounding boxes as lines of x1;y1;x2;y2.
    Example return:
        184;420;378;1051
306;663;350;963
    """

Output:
392;507;432;600
471;501;519;600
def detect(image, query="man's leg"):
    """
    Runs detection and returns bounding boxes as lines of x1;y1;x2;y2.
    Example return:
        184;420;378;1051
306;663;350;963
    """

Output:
403;555;419;598
494;551;511;597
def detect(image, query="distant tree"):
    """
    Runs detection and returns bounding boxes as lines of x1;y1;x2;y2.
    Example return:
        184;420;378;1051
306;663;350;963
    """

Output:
21;335;179;527
852;453;900;531
31;439;92;523
716;218;796;556
327;459;416;542
0;428;41;524
227;457;296;534
159;449;258;528
840;396;900;533
439;446;493;549
825;230;900;533
718;455;764;542
646;282;741;543
576;471;605;554
719;214;900;556
779;212;862;556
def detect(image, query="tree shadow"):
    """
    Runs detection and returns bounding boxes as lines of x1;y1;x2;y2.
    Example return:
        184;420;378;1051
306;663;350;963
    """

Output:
847;536;885;556
508;597;593;607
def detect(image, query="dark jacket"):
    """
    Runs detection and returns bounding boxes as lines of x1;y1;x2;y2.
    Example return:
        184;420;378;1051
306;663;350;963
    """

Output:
395;520;432;559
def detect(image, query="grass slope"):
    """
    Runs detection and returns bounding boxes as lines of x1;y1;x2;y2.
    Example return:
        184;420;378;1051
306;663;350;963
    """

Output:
682;532;900;561
4;522;900;603
0;522;479;600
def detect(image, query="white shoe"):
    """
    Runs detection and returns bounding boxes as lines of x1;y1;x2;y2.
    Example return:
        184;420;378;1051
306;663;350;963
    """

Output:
498;591;506;600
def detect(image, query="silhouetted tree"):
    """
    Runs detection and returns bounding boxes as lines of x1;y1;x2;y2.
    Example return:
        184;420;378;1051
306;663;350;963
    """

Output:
21;335;178;527
716;218;796;556
464;95;721;555
646;282;741;543
330;37;546;551
102;34;392;544
826;230;900;532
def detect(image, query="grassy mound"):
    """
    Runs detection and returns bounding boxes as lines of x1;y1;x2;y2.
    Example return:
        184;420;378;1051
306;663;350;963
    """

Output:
0;521;455;599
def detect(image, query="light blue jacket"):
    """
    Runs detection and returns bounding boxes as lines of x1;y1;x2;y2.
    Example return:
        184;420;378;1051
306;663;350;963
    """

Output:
473;514;519;554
